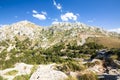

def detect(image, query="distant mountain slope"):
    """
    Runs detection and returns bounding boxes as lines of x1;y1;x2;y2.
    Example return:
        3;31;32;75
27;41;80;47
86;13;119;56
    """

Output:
0;20;120;49
87;37;120;48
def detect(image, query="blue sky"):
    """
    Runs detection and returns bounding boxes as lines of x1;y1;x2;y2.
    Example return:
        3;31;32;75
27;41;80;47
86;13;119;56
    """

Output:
0;0;120;30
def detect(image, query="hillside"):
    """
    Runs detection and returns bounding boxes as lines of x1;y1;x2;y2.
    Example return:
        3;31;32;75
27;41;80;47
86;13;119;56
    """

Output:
0;21;120;80
0;21;120;48
87;37;120;48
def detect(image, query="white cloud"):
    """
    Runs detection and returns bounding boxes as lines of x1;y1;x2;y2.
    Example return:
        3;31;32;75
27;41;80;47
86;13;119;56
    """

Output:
61;12;78;21
41;11;47;15
108;28;120;33
33;14;46;20
32;10;47;20
53;0;62;10
32;10;38;14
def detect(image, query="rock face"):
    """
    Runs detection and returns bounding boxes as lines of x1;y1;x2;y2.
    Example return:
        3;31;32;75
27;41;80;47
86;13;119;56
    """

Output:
30;64;68;80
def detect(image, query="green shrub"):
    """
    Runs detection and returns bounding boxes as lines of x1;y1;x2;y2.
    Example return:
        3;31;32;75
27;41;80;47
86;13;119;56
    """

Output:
13;75;30;80
30;65;38;74
0;76;7;80
5;70;18;75
78;71;98;80
84;62;95;68
110;55;118;60
65;76;77;80
57;61;85;72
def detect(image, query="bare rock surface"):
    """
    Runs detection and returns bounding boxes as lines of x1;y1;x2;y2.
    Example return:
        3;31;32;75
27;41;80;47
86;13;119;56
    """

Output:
0;63;33;80
30;64;68;80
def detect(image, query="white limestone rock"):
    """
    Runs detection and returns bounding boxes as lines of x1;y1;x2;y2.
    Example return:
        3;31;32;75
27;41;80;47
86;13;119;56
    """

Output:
15;63;33;75
30;64;68;80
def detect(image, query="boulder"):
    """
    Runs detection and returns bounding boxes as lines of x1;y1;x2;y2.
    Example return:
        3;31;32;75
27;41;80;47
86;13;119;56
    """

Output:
30;64;68;80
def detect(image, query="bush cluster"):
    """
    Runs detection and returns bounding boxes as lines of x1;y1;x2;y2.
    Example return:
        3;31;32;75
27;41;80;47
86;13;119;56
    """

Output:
0;38;107;70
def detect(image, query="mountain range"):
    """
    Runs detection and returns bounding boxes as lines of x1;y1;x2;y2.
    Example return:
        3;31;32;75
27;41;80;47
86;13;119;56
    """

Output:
0;20;120;48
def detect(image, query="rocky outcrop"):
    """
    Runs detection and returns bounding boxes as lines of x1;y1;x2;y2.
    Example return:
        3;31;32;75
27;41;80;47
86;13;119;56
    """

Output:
0;63;33;80
88;59;105;75
30;64;68;80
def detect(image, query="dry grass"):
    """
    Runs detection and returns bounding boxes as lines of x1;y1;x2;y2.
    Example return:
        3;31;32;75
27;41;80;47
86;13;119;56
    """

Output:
65;70;98;80
110;55;118;60
78;70;98;80
87;37;120;48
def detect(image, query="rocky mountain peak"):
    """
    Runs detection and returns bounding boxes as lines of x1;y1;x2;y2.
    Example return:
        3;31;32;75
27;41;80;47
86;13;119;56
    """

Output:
11;20;41;29
0;21;43;41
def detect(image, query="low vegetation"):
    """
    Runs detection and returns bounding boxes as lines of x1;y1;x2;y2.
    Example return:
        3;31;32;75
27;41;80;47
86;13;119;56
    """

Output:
87;37;120;48
65;76;77;80
0;76;7;80
56;61;85;72
30;65;39;75
0;37;120;71
65;71;98;80
0;37;120;80
13;75;30;80
78;71;98;80
5;70;18;76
